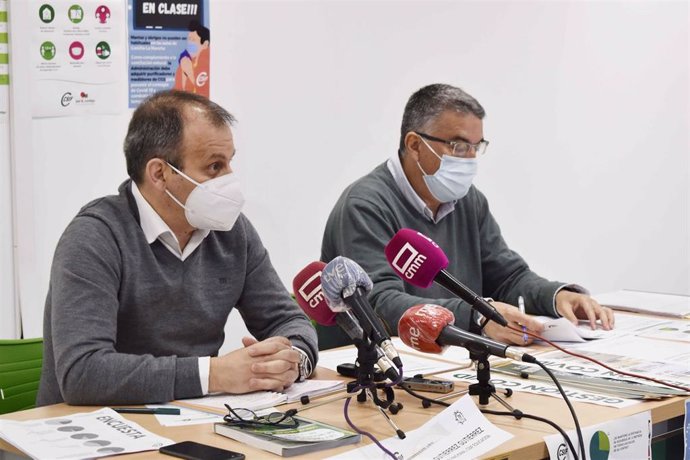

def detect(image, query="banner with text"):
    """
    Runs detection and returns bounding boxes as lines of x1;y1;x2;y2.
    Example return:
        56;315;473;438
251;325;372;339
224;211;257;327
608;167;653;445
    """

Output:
128;0;210;107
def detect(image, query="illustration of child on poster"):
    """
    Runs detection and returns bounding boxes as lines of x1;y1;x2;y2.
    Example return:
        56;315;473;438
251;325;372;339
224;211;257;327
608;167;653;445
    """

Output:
174;20;210;98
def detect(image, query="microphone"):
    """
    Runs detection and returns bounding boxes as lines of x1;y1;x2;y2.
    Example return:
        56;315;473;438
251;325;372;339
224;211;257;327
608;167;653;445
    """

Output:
398;304;536;363
292;261;400;381
384;228;508;327
320;256;403;369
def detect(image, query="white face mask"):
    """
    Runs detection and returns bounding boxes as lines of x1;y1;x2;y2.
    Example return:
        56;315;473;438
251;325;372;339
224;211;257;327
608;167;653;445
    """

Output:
165;162;245;231
417;137;478;203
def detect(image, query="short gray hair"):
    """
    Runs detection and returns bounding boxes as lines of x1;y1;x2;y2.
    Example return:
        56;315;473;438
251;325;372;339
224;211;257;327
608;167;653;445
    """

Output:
124;90;236;184
399;84;485;154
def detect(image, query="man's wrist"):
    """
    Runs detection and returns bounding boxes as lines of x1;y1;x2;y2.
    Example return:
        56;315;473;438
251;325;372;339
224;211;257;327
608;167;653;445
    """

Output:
293;346;313;382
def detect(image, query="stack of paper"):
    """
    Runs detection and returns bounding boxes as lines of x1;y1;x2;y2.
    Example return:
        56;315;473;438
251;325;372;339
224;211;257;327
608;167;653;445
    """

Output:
181;379;345;412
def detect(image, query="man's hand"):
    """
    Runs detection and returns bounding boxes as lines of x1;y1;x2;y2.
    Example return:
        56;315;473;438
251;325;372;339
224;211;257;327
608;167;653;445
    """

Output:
483;302;545;345
556;290;615;330
209;336;300;394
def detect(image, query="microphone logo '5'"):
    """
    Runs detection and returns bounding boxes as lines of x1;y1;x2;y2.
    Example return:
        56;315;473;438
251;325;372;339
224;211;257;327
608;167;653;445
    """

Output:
297;271;324;309
391;242;428;279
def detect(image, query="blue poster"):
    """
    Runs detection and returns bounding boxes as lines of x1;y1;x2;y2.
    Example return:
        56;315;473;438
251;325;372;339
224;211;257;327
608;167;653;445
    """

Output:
127;0;210;107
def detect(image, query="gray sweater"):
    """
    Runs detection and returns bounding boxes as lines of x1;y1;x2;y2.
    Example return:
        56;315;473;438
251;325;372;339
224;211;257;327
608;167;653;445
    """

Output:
321;162;566;339
38;180;317;406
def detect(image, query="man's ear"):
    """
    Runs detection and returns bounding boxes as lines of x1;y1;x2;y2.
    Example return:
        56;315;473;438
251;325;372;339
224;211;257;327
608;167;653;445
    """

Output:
145;158;169;192
404;132;422;162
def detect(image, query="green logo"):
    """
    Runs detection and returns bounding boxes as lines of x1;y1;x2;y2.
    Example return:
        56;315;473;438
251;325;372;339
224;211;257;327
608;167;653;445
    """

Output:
39;4;55;24
95;41;111;60
40;41;56;60
68;5;83;24
589;430;611;460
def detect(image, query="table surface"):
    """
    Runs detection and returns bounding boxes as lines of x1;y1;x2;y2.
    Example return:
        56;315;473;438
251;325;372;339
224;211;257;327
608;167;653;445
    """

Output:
1;361;687;460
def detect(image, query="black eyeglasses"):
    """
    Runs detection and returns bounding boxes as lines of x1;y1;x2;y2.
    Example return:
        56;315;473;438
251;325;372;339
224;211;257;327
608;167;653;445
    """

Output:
223;404;299;429
415;131;489;158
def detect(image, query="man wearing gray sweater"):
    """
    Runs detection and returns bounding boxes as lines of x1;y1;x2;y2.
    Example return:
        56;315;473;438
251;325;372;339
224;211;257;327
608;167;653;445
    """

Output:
38;91;317;406
321;84;614;349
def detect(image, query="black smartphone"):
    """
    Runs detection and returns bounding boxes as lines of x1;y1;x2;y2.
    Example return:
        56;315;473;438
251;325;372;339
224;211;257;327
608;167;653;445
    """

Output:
160;441;245;460
399;376;454;393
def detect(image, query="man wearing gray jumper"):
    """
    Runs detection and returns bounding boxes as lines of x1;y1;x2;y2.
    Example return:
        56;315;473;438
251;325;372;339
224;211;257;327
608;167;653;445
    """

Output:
320;83;614;349
38;91;317;406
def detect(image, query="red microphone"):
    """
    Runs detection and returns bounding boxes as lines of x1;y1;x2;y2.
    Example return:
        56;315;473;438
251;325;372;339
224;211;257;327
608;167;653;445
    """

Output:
398;304;455;354
398;304;536;363
385;229;508;327
292;261;401;381
292;261;337;326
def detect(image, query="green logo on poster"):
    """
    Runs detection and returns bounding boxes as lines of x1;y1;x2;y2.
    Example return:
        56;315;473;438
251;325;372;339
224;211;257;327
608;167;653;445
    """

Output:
40;41;56;60
95;41;111;60
68;5;84;24
589;431;610;460
39;4;55;23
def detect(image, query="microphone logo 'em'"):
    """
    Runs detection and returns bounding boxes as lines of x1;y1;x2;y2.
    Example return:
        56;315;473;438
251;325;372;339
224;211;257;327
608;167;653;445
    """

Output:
298;271;324;308
406;325;422;349
391;242;427;279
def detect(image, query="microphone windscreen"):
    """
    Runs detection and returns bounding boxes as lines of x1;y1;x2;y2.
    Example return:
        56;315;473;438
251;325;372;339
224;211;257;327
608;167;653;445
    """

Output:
384;228;449;288
321;256;373;312
292;261;337;326
398;304;455;354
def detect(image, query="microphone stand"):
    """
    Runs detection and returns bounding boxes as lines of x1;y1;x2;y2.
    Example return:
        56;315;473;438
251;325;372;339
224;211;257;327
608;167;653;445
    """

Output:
467;312;518;413
348;334;405;439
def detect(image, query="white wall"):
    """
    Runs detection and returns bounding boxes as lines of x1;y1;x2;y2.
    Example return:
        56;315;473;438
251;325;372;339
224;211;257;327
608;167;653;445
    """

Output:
6;1;689;347
0;115;16;338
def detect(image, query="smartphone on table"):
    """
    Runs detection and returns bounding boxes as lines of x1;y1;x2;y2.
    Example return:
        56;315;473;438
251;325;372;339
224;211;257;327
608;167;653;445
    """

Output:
159;441;245;460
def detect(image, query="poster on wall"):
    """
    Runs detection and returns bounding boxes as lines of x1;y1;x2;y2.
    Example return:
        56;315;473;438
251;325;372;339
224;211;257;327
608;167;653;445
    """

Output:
30;1;125;117
127;0;210;108
0;0;8;118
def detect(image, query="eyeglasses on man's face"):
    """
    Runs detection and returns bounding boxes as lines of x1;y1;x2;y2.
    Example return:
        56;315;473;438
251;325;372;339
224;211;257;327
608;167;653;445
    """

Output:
223;405;299;429
415;131;489;158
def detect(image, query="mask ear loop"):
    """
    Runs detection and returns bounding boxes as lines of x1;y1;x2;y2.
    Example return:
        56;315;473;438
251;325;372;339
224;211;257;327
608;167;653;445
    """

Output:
415;136;444;177
164;162;198;210
166;161;202;187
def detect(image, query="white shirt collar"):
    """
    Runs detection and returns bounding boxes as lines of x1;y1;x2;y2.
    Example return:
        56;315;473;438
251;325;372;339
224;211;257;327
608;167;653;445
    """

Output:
131;182;210;260
386;154;456;223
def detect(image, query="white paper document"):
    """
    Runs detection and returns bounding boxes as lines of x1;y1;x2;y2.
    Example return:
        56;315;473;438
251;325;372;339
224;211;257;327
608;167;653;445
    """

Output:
544;410;651;460
534;316;612;342
317;345;465;376
391;337;471;365
594;290;690;318
147;404;224;427
0;407;172;459
327;395;512;460
436;369;640;408
182;380;345;412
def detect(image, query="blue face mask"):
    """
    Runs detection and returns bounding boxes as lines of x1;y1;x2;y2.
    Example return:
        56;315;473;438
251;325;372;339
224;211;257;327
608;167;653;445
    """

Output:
187;42;199;54
417;137;478;203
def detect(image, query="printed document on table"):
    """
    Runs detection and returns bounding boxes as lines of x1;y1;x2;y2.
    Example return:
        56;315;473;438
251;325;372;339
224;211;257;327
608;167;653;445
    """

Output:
545;410;651;460
327;395;512;460
593;290;690;318
436;368;640;408
0;408;172;459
